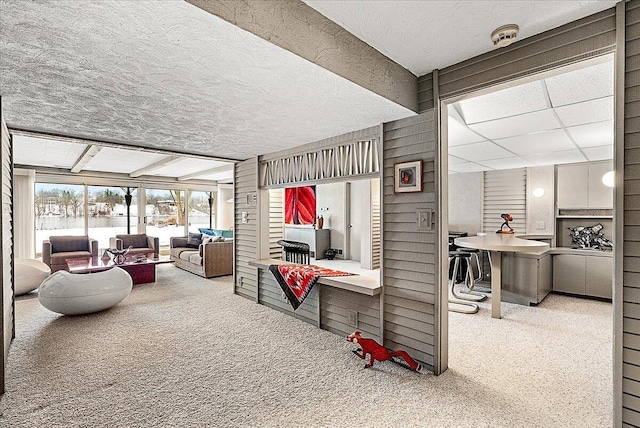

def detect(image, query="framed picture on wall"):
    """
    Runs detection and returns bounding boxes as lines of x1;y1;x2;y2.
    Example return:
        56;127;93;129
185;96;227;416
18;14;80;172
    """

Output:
394;160;422;193
284;185;316;225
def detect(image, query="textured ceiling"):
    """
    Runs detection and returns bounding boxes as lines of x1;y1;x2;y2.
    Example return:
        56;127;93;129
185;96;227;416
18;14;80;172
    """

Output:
448;59;614;173
0;0;412;161
303;0;618;76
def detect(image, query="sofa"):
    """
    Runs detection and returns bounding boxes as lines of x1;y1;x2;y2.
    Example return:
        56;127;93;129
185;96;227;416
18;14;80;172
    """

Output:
170;236;233;278
43;235;99;272
109;234;159;255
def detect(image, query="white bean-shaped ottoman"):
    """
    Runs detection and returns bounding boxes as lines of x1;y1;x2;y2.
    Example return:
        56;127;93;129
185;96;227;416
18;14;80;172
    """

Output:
38;267;133;315
15;259;51;295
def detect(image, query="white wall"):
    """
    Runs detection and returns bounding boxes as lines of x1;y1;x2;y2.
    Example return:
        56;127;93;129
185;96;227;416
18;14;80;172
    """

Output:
448;172;483;235
217;185;234;230
349;180;372;262
526;165;555;235
13;169;35;258
316;182;346;256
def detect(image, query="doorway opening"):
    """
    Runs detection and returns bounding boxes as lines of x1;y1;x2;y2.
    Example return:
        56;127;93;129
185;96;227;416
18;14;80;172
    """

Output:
441;53;615;423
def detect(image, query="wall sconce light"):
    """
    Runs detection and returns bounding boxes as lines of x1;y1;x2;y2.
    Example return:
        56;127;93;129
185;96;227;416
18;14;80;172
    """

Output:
602;171;615;188
532;187;545;198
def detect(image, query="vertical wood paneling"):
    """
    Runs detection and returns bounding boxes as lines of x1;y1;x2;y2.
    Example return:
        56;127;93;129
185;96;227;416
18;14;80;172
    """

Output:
483;169;527;234
268;188;284;260
383;112;437;370
624;2;640;424
0;99;14;394
234;158;258;301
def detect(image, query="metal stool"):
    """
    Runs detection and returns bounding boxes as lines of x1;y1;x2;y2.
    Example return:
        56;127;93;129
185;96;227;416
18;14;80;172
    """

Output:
447;251;479;314
456;247;488;298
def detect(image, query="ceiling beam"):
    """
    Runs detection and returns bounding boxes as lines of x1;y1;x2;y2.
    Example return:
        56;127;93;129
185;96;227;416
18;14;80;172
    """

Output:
70;145;101;173
129;156;181;178
186;0;418;112
177;164;234;181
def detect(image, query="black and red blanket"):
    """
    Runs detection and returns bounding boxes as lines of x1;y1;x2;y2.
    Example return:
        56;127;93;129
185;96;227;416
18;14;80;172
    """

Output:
269;264;354;310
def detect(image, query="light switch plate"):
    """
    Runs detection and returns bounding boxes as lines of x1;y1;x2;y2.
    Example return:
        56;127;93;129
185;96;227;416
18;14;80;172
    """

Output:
417;209;433;231
241;211;249;223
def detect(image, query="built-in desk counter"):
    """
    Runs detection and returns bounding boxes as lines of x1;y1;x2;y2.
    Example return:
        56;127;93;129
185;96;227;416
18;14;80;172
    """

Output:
248;259;382;342
249;259;381;296
464;245;612;307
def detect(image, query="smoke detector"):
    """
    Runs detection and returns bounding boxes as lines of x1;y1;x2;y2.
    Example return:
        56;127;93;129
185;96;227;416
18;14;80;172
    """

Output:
491;24;519;48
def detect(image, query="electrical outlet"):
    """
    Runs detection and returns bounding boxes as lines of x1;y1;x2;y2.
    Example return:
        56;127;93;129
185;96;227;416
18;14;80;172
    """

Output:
536;221;546;230
347;310;358;327
337;249;343;255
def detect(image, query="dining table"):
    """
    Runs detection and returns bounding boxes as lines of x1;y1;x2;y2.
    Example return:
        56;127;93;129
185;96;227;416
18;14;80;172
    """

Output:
454;234;549;319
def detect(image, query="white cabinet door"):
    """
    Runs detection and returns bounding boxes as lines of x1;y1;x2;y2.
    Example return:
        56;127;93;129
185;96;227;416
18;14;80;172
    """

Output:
557;164;589;209
588;162;614;208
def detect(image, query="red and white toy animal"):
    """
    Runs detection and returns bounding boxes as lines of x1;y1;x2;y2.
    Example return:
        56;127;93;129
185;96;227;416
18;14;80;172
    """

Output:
347;331;422;372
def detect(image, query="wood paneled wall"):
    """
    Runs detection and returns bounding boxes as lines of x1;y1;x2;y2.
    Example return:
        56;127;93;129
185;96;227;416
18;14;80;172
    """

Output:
623;2;640;425
371;178;381;269
1;99;14;394
382;113;437;370
268;188;284;260
234;158;259;301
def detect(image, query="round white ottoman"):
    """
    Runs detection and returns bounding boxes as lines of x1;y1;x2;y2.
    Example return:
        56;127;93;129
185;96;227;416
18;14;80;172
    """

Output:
15;259;51;295
38;267;133;315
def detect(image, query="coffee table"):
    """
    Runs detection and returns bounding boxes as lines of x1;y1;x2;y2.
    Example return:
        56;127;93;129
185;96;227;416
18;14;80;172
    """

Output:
66;253;174;285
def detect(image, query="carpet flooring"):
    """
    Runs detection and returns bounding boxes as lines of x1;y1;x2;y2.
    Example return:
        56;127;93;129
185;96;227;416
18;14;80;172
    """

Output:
0;265;612;427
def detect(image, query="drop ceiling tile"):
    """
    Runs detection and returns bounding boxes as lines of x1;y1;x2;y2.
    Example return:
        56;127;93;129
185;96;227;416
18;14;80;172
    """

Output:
493;129;575;157
566;120;613;148
582;145;613;161
545;60;614;107
457;80;548;124
448;141;513;162
13;135;87;168
448;155;466;165
554;97;613;127
447;116;485;146
525;149;587;166
477;157;535;170
448;162;492;173
467;109;561;140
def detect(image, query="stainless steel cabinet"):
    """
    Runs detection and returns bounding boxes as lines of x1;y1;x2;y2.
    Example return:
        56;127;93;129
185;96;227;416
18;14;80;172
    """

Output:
552;253;612;299
585;256;613;299
501;253;552;305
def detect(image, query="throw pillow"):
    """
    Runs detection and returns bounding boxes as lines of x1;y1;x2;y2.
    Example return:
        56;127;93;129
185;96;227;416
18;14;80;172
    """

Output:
187;232;202;248
201;235;212;245
198;228;215;236
213;236;225;242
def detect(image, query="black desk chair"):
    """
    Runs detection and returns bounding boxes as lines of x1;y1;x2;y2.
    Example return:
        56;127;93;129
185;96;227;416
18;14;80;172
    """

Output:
277;240;310;264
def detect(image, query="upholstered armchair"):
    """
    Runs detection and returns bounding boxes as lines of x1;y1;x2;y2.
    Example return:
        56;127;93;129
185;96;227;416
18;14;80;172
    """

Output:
109;234;159;256
42;235;99;272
